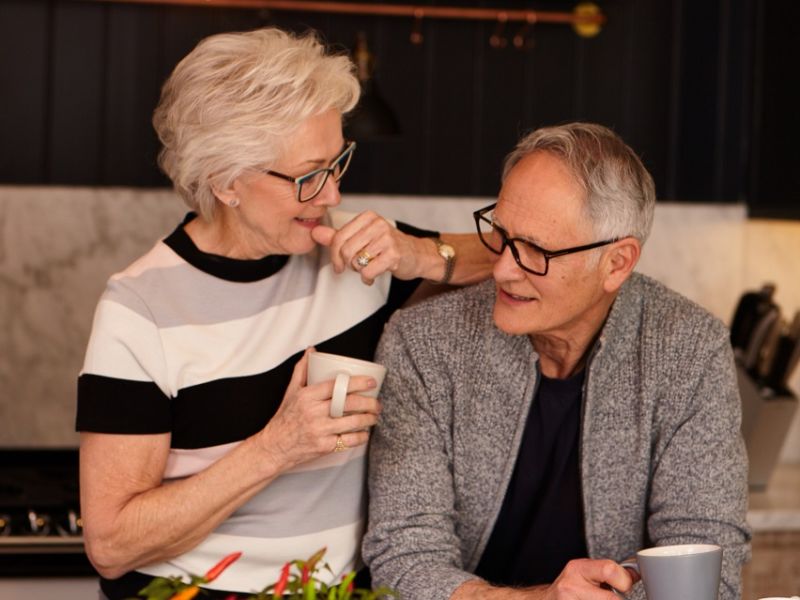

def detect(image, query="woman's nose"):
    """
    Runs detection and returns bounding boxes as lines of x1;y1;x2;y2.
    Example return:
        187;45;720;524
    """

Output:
311;175;341;207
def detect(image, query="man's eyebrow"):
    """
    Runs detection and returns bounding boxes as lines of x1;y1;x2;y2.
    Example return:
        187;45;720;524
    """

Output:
493;213;541;246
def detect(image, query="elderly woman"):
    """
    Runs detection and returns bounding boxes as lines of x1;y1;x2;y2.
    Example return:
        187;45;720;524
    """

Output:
76;28;490;599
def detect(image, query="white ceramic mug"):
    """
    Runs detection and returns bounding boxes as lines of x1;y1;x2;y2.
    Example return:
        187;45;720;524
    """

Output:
307;352;386;417
619;544;722;600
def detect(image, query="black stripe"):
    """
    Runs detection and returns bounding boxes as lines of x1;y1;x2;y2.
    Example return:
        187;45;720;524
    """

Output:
164;213;290;282
76;374;171;434
396;220;437;240
78;272;425;448
171;308;396;449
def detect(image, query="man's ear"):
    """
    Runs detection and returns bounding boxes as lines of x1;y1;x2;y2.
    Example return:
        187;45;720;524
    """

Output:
602;237;641;293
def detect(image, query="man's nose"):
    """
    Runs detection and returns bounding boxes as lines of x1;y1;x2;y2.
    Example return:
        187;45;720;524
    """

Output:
492;244;525;281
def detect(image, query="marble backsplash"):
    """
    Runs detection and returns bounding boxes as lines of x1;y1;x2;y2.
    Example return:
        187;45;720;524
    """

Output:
1;185;799;462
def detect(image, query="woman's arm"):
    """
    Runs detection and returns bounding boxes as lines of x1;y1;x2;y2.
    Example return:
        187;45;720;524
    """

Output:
80;430;280;579
80;353;381;579
311;211;494;286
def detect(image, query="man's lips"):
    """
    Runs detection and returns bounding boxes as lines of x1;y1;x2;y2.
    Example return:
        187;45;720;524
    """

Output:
498;288;536;303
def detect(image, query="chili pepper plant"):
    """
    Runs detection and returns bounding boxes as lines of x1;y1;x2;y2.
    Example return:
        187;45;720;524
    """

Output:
134;547;397;600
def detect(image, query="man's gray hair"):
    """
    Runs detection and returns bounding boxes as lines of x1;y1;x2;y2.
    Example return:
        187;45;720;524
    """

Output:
502;122;656;244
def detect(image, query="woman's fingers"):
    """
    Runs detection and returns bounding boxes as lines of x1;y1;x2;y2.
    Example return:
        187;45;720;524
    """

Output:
263;361;380;468
340;394;381;416
324;211;407;280
303;375;377;403
334;430;371;451
286;348;312;392
324;211;379;273
335;411;380;433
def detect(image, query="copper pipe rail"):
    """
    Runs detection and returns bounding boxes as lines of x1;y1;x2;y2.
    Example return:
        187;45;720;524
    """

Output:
85;0;606;35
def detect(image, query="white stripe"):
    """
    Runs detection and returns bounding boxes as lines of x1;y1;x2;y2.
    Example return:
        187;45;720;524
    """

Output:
163;441;242;479
158;260;390;391
162;441;365;479
83;260;390;395
137;521;364;593
110;242;182;279
80;300;169;392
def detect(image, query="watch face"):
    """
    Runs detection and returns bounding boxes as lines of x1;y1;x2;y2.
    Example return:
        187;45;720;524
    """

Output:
439;243;456;259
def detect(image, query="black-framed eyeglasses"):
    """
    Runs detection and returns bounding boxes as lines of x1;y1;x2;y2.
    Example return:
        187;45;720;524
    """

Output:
260;140;356;203
473;202;619;276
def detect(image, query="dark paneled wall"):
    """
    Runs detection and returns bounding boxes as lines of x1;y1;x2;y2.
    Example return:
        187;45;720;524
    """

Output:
0;0;794;217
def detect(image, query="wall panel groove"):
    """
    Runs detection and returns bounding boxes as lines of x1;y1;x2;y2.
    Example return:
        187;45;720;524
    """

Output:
0;0;794;217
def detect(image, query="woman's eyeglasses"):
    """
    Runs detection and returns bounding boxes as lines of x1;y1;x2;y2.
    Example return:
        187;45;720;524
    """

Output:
260;141;356;203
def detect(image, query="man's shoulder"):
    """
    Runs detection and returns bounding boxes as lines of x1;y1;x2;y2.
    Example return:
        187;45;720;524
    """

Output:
388;280;496;332
618;272;729;344
377;280;501;364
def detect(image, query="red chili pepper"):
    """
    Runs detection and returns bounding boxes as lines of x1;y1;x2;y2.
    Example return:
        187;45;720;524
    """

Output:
169;586;200;600
223;595;239;600
339;573;356;597
273;562;291;597
204;551;243;583
301;564;310;584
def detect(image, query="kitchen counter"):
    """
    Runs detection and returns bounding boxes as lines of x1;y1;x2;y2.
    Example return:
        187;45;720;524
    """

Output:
747;463;800;531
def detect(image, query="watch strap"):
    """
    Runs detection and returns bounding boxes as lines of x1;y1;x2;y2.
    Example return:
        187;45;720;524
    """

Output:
433;237;456;285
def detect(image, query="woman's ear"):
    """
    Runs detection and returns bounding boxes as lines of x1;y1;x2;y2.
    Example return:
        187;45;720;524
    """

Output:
211;178;240;208
602;237;641;293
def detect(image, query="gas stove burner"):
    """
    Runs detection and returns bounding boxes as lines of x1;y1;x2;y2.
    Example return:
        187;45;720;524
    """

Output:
28;509;52;536
0;508;83;538
0;449;95;575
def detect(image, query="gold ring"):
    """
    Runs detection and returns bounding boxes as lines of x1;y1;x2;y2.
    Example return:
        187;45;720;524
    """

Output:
355;249;374;269
333;435;347;453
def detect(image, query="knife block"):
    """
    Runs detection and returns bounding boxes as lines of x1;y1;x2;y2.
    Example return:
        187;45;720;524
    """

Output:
737;364;798;489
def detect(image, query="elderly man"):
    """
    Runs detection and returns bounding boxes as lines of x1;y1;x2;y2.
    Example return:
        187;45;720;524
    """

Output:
363;123;750;600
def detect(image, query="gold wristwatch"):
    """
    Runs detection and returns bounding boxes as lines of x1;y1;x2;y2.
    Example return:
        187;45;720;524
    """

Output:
432;237;456;284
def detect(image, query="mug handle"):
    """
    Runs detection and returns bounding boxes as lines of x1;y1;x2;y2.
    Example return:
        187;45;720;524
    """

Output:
330;372;350;418
611;560;640;598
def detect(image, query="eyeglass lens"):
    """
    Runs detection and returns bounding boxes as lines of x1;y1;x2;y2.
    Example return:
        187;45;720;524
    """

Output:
298;145;354;202
476;211;548;274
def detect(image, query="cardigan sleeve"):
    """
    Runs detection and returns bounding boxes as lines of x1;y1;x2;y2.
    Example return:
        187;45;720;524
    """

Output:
642;325;751;600
363;315;483;600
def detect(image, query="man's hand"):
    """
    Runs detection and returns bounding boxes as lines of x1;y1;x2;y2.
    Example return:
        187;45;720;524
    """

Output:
542;558;637;598
452;559;636;600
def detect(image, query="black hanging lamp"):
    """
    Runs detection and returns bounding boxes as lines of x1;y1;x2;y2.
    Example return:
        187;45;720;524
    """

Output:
345;32;401;141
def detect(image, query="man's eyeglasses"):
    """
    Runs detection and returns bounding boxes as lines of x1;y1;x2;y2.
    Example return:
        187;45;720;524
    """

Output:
473;203;619;276
260;140;356;203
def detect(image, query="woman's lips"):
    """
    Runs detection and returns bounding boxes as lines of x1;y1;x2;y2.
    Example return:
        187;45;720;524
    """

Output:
294;217;322;229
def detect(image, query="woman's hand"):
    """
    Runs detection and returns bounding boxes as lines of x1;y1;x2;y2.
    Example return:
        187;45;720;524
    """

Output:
257;350;382;471
312;211;430;285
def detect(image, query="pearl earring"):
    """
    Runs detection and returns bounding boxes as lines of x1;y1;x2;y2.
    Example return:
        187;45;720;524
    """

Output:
229;198;240;208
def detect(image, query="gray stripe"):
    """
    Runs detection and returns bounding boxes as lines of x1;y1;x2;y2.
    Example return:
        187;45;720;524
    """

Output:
104;250;323;327
215;455;366;538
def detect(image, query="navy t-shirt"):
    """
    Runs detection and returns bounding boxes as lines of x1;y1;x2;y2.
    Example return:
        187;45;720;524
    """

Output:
475;369;588;586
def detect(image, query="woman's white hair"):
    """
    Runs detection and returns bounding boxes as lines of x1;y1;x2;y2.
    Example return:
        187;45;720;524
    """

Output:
153;28;360;220
502;122;656;245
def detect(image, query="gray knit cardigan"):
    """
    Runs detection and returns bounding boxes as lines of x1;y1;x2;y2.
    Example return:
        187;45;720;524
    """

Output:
364;273;750;600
